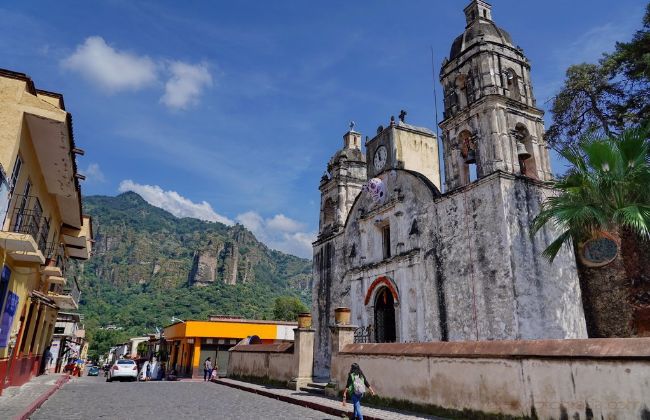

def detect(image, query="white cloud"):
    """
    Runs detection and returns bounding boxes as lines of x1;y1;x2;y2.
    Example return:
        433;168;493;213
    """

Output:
236;211;315;258
83;163;106;183
161;61;213;110
118;180;234;225
115;182;313;257
266;214;304;233
554;22;627;67
61;36;157;92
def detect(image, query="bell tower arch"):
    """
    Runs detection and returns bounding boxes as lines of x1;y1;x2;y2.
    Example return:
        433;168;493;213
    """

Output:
439;0;553;191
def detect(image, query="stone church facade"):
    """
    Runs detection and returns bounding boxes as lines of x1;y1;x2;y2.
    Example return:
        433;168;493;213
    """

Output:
312;0;588;379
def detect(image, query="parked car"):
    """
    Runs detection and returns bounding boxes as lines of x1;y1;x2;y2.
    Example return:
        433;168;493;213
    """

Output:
87;366;100;376
106;359;138;382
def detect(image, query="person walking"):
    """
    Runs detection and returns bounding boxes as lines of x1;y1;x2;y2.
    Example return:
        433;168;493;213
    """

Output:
43;346;53;375
342;363;375;420
210;361;219;381
203;357;212;381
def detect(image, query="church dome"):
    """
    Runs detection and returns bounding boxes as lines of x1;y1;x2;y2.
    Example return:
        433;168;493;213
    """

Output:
449;20;513;60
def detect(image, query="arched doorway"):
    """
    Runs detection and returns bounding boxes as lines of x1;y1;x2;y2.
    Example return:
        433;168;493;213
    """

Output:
374;287;396;342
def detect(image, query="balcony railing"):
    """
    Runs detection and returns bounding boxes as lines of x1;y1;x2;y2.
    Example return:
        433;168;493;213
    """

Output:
6;194;49;255
44;242;67;277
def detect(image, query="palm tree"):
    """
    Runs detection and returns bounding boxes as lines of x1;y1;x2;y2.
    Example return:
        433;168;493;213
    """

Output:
533;125;650;259
532;125;650;336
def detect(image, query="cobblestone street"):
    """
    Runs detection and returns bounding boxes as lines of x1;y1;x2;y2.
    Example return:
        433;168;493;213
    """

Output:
31;376;338;420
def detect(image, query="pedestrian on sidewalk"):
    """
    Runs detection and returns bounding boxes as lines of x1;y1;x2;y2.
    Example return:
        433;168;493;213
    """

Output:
42;346;53;375
342;363;376;420
203;357;213;381
210;361;219;381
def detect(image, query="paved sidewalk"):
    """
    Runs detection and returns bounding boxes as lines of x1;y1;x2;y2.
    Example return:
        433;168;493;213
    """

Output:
0;373;69;420
215;378;447;420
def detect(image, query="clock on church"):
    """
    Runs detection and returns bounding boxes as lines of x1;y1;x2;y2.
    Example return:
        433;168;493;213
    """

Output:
373;146;387;171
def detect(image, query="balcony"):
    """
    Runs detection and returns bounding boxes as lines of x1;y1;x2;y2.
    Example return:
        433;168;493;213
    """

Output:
1;194;48;263
42;243;67;285
48;276;80;310
61;215;92;260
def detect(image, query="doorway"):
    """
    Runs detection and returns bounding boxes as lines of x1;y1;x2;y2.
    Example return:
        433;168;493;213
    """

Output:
374;287;396;342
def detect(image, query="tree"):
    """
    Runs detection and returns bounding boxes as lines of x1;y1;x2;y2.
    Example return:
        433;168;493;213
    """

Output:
272;296;308;321
87;329;130;360
532;125;650;336
546;4;650;150
533;125;650;260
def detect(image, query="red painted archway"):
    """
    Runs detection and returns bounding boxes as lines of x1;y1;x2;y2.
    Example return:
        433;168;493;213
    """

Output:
364;276;399;305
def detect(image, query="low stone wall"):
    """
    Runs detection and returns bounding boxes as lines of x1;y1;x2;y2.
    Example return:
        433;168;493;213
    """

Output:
228;329;315;389
332;338;650;420
228;343;296;383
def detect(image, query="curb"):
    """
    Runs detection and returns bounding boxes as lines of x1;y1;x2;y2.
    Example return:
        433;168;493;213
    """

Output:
16;374;70;420
214;379;383;420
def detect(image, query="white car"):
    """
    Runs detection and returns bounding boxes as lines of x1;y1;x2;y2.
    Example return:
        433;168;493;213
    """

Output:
107;359;138;382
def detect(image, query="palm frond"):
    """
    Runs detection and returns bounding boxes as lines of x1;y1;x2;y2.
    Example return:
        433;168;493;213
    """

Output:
613;205;650;239
542;230;576;262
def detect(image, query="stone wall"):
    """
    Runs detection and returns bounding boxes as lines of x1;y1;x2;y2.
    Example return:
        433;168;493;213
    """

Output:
331;338;650;420
227;329;314;388
228;343;295;383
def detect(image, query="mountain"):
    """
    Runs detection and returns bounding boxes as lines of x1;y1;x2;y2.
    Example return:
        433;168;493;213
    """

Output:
75;192;312;344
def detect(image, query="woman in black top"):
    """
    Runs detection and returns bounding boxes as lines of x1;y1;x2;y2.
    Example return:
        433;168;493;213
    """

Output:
342;363;376;420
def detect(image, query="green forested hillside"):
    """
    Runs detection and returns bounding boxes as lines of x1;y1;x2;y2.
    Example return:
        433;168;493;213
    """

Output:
75;192;312;355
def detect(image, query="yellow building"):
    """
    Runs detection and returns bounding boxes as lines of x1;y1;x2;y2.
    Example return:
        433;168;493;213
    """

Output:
0;68;92;392
164;317;296;378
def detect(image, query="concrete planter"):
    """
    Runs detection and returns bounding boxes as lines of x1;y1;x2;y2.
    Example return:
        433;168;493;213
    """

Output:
334;307;351;325
297;313;312;329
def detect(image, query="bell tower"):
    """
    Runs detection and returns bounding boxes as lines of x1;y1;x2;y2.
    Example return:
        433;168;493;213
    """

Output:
439;0;553;191
318;123;367;239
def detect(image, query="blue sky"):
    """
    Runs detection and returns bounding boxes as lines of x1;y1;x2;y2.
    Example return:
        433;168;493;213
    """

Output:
1;0;645;257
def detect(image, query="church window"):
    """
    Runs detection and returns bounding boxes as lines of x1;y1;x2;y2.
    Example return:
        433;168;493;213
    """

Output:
459;130;478;185
409;219;419;236
322;198;336;228
505;69;520;100
382;224;391;259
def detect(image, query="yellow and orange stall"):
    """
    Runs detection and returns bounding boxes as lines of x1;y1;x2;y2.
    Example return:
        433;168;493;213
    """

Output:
163;317;296;378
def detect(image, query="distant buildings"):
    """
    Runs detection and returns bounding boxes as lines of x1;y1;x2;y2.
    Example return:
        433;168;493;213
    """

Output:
163;316;296;378
50;311;87;373
0;68;93;392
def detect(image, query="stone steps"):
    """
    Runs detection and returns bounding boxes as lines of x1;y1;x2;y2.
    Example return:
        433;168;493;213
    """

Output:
299;382;328;395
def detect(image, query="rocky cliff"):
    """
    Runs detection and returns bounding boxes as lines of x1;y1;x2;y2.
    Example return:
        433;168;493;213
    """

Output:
77;192;312;336
84;192;310;290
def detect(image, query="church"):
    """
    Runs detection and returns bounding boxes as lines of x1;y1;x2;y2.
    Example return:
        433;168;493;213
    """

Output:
311;0;588;379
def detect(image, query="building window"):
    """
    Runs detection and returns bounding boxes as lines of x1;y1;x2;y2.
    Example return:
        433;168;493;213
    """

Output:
505;69;520;100
382;224;391;259
9;156;22;192
0;266;10;316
